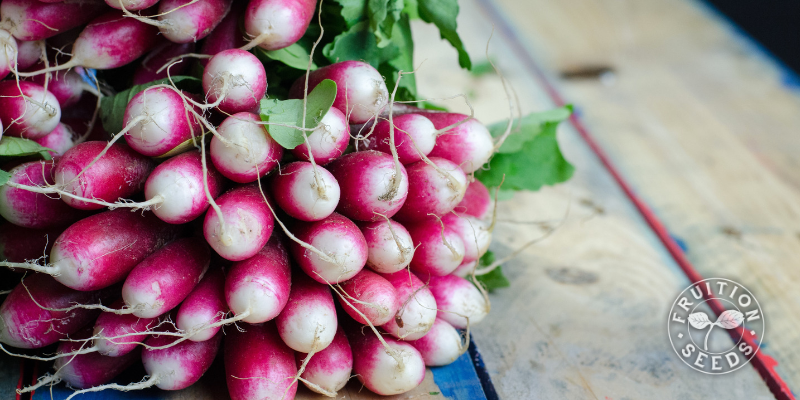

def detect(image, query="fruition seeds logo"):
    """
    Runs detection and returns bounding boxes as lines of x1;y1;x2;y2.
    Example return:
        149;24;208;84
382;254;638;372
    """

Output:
668;278;764;374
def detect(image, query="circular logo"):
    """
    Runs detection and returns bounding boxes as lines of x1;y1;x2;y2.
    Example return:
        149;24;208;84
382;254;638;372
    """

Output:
667;278;765;374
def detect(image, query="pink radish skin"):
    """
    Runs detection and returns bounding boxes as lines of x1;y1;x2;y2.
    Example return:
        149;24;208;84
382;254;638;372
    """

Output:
0;274;110;348
406;219;465;276
0;0;106;41
210;112;282;182
145;150;225;224
105;0;161;11
158;0;232;44
291;107;349;165
270;161;340;222
54;329;141;389
34;123;76;156
380;271;437;340
48;209;181;291
364;114;437;164
418;112;494;173
199;1;245;66
93;300;158;357
289;61;388;124
442;213;491;264
30;67;84;107
54;141;155;210
15;38;41;71
244;0;316;51
203;49;267;115
296;326;352;395
0;223;64;263
0;31;16;80
203;185;275;262
409;318;462;366
124;86;203;157
455;180;492;220
346;324;426;395
276;273;337;353
225;236;292;324
393;157;468;222
122;238;210;319
452;260;476;278
133;42;195;85
289;212;368;284
69;11;161;70
142;330;222;390
0;81;61;139
327;150;409;222
0;160;86;229
176;267;226;342
359;219;414;274
424;273;489;329
337;269;398;326
225;322;298;400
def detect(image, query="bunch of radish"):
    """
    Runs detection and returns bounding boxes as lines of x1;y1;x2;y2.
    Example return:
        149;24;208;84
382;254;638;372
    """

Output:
0;0;507;398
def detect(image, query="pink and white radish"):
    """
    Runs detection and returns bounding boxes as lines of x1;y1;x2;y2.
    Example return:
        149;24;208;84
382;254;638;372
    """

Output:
289;212;368;284
442;213;491;264
52;329;141;389
296;326;352;396
225;322;298;400
15;39;42;71
327;150;408;222
122;238;210;318
133;42;195;85
358;219;414;274
106;0;161;11
364;114;437;164
276;273;337;353
0;31;17;80
0;159;86;229
244;0;317;51
380;271;437;340
209;111;282;182
409;318;463;367
123;86;203;157
291;107;349;165
199;1;245;65
425;273;489;329
406;219;465;276
203;185;275;261
0;0;106;41
270;161;340;222
225;236;291;323
0;80;61;139
455;179;492;220
0;223;64;264
290;61;388;124
418;112;494;173
346;324;426;395
93;300;159;357
34;123;77;156
337;269;398;326
176;267;226;342
140;330;222;390
30;67;85;108
393;157;468;222
202;49;267;115
157;0;232;44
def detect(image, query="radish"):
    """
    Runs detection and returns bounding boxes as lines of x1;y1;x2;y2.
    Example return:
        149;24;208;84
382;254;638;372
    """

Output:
199;1;245;65
0;0;106;41
409;318;463;366
0;159;86;229
289;212;368;284
346;323;426;395
418;112;494;173
276;273;337;353
359;219;414;274
30;67;85;108
363;114;437;165
93;300;159;357
203;184;275;261
209;111;282;183
442;213;491;264
393;157;468;222
140;330;222;390
202;49;267;115
406;219;466;276
296;326;352;396
455;179;492;220
290;61;388;124
133;42;195;85
176;267;226;342
0;80;61;139
337;269;398;326
122;238;210;318
225;236;291;324
157;0;232;44
0;223;64;264
0;31;16;80
290;106;349;165
327;150;409;222
270;161;340;222
106;0;161;11
0;274;110;348
380;270;437;340
15;38;41;71
123;86;203;157
244;0;316;51
54;141;155;210
452;260;477;278
34;123;77;156
52;329;141;389
425;273;489;329
144;150;226;225
225;322;298;400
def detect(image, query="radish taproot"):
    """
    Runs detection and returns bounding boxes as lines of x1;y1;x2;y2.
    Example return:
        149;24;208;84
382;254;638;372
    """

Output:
380;270;437;340
346;323;426;395
203;49;267;115
203;184;275;261
210;111;282;182
270;161;340;222
359;218;415;274
289;212;368;284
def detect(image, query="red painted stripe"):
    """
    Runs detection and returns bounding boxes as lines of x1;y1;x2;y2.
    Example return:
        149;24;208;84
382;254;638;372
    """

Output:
475;0;795;398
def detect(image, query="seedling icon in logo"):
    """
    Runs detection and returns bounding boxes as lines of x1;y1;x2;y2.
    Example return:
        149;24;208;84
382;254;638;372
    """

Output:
688;310;744;351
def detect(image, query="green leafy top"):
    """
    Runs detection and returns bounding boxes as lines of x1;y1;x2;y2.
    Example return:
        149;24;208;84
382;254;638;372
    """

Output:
0;136;53;186
260;79;338;149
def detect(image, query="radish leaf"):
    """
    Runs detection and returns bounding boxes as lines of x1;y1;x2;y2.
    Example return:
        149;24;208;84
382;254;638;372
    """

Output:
0;137;52;160
474;251;510;291
418;0;471;70
260;80;338;149
255;44;318;71
0;169;10;186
